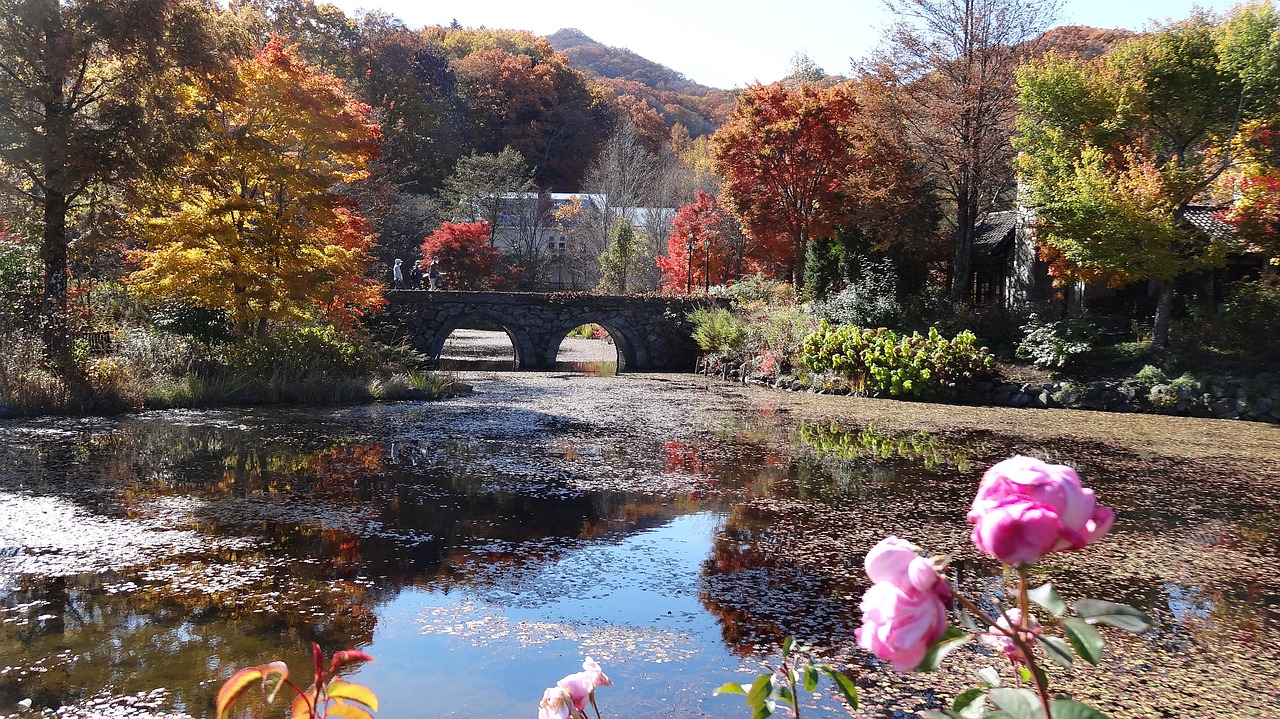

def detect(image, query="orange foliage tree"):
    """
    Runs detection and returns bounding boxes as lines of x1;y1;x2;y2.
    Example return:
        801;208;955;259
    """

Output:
420;221;500;290
129;37;383;338
711;83;861;290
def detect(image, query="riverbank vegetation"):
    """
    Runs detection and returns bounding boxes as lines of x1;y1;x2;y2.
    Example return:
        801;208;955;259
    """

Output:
1;0;1277;419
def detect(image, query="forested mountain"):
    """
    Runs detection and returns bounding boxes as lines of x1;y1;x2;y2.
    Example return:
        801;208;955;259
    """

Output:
1033;25;1137;60
547;28;715;95
546;28;734;137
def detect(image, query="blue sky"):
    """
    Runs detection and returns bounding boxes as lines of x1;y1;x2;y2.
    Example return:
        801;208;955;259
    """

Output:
326;0;1251;88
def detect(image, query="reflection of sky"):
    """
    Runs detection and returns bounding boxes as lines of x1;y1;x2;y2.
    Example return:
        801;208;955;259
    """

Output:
1164;582;1213;625
362;513;752;718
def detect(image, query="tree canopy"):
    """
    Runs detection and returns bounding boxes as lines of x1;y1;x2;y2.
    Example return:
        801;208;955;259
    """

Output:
1016;3;1280;344
128;37;383;337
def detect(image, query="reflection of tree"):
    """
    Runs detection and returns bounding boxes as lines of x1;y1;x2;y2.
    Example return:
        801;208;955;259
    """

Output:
798;421;979;471
698;505;858;658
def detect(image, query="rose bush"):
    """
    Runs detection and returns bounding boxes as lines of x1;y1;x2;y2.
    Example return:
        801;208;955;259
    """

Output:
719;455;1151;719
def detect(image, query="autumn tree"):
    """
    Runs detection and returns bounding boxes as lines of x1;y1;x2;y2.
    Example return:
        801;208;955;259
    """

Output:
502;191;559;290
870;0;1059;305
443;147;534;245
231;0;360;79
657;191;749;293
582;120;658;257
1216;4;1280;263
0;0;235;381
446;28;606;189
419;220;499;290
711;82;861;290
1016;4;1280;345
129;37;383;337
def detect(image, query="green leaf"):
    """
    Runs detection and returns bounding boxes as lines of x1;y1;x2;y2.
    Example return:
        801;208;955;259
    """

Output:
803;665;819;693
714;682;749;697
1072;600;1153;633
1028;582;1067;617
1062;618;1105;665
1039;635;1074;668
747;675;773;708
819;666;859;710
775;684;795;708
920;712;965;719
1049;699;1112;719
953;687;985;712
782;636;795;657
915;626;971;672
751;701;774;719
978;666;1002;688
989;687;1045;719
958;609;979;631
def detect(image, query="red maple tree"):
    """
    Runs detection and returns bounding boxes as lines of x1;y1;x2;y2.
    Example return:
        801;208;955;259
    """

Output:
420;221;500;290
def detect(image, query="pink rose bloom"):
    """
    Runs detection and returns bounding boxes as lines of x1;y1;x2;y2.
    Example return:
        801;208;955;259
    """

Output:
538;687;577;719
978;608;1040;663
864;536;943;595
856;580;950;671
556;657;612;714
968;456;1115;565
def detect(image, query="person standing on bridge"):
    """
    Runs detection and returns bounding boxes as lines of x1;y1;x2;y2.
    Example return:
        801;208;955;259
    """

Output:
428;257;441;290
408;260;422;289
392;258;404;289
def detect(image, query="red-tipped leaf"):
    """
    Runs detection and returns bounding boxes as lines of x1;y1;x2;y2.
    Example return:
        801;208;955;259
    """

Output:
328;650;375;675
216;662;288;719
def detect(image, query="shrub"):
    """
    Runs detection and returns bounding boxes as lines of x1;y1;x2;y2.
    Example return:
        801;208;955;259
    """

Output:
710;274;795;305
688;307;746;359
799;321;995;398
1134;364;1168;386
1015;314;1100;370
740;304;819;376
811;256;902;329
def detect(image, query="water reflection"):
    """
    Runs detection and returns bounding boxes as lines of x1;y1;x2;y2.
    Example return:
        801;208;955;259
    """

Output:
0;375;1276;718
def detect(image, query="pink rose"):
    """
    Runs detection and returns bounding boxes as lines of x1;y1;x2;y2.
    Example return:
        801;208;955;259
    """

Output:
968;456;1115;565
556;657;612;714
538;687;576;719
865;536;943;595
856;580;950;671
978;608;1040;664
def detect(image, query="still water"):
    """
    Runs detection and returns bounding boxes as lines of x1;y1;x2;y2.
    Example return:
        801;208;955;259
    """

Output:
0;370;1276;719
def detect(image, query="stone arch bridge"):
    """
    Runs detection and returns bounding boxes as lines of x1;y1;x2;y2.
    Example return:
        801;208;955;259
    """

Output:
385;290;713;371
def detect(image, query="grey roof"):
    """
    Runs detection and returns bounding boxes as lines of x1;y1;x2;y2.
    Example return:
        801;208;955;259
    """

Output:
1182;206;1237;241
973;210;1018;254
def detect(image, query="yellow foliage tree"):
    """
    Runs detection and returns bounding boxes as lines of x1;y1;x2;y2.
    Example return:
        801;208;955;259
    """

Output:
129;36;383;337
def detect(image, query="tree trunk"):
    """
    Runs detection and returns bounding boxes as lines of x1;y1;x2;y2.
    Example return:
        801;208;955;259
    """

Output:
793;228;807;291
40;189;72;375
1152;277;1175;347
951;204;975;308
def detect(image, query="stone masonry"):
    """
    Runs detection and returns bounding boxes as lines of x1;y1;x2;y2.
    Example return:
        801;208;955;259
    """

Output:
385;290;709;371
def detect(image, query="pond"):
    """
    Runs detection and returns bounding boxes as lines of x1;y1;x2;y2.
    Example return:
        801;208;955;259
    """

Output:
0;368;1277;719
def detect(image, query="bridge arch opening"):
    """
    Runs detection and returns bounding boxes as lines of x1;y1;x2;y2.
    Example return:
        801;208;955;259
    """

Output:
551;323;621;375
434;316;525;370
549;320;642;374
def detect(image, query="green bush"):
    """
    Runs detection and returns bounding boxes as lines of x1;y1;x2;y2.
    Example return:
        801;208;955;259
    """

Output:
799;321;995;398
1015;314;1100;370
218;325;381;381
688;307;746;359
